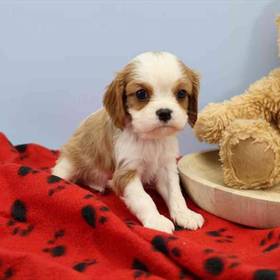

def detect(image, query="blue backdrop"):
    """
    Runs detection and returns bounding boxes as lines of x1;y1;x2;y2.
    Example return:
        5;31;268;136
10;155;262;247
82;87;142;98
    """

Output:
1;1;279;154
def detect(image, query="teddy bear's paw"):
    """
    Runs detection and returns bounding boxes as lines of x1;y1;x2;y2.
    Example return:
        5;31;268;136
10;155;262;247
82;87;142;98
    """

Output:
195;115;224;144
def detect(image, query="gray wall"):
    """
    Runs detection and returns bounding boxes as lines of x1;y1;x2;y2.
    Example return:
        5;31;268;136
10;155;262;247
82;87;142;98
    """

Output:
1;1;279;154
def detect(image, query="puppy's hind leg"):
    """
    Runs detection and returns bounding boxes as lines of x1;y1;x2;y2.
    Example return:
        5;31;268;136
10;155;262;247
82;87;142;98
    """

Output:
52;157;75;182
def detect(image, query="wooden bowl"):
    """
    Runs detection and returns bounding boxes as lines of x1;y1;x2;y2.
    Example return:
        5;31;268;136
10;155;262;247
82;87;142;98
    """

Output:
178;150;280;228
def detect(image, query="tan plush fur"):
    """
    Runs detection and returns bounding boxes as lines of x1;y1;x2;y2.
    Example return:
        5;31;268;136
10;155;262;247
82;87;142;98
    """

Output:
220;119;280;189
194;17;280;189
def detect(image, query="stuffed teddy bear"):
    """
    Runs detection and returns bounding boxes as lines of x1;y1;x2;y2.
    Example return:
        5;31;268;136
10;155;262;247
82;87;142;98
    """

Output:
194;17;280;190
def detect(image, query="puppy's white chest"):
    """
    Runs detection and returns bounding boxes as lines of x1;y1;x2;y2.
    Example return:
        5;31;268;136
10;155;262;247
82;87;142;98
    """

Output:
115;130;179;182
139;142;165;181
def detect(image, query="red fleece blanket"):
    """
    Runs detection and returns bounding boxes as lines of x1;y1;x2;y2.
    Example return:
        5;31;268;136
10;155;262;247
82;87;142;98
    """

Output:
0;132;279;280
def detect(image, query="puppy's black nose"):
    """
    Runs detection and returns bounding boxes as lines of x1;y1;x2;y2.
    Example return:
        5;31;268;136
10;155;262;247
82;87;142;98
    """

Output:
156;108;172;122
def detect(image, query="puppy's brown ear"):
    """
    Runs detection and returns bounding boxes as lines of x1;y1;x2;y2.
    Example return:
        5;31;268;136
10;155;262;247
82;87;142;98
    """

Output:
188;70;200;127
103;70;127;129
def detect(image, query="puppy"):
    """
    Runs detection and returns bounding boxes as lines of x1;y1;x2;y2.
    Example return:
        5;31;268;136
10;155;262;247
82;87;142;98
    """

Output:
52;52;204;233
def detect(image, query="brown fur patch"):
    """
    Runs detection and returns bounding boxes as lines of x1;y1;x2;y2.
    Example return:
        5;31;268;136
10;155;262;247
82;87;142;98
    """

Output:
60;109;116;183
178;61;200;127
103;63;136;129
126;81;153;111
172;79;191;111
112;169;137;195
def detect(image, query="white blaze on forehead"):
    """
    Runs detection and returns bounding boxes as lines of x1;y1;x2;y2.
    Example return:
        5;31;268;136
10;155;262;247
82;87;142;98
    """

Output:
126;51;190;138
131;52;184;91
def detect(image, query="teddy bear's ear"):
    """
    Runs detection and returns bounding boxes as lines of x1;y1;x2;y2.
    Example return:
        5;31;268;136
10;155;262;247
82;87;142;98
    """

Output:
188;70;200;127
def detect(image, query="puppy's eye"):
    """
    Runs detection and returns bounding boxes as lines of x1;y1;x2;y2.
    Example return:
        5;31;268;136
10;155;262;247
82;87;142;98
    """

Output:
135;89;149;101
176;89;187;99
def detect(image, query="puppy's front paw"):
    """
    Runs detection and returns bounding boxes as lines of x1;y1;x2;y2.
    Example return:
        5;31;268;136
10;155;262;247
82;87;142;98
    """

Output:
171;209;204;230
144;214;175;233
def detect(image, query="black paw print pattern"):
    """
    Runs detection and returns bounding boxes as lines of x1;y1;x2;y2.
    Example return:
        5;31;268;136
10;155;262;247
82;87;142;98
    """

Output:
125;219;137;229
47;175;62;184
48;185;66;196
151;235;170;256
46;175;71;197
42;230;66;258
151;235;181;258
83;194;94;199
81;205;109;229
206;228;234;243
0;261;14;280
81;205;96;228
132;258;150;278
202;248;240;277
15;144;57;161
47;229;65;244
253;269;277;280
151;235;198;279
17;166;39;176
179;267;196;280
42;246;66;257
15;144;29;161
72;259;97;272
7;200;34;237
14;144;27;153
259;230;280;254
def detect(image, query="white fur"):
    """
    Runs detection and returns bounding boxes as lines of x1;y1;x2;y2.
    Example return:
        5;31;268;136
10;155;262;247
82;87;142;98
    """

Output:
131;52;183;87
123;176;174;233
115;129;204;232
114;129;179;183
128;52;188;138
156;162;204;230
52;157;74;181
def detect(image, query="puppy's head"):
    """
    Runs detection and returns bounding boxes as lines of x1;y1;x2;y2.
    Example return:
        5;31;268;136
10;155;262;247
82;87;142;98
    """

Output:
103;52;199;139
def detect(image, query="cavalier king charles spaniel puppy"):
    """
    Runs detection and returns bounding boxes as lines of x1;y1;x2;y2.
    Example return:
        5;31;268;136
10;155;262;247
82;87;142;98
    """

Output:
52;52;204;233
